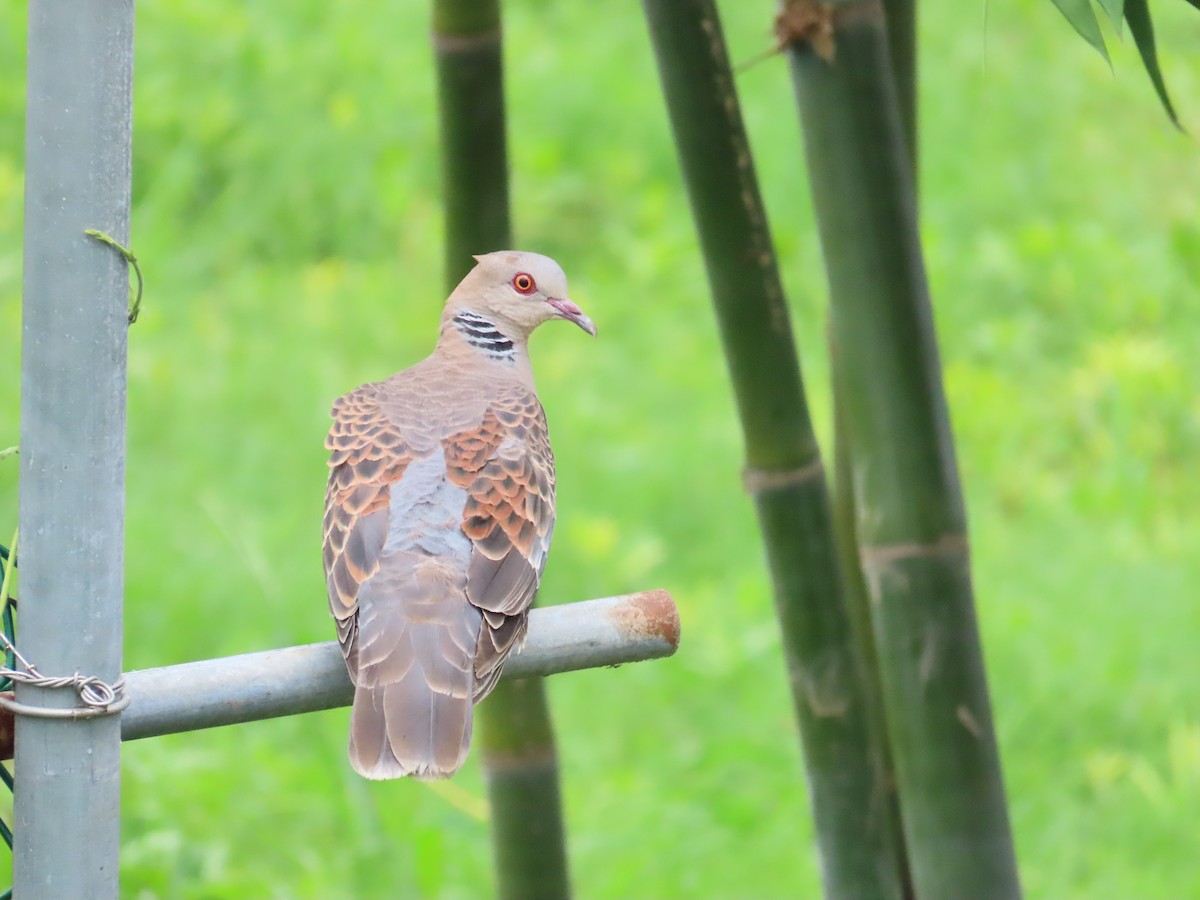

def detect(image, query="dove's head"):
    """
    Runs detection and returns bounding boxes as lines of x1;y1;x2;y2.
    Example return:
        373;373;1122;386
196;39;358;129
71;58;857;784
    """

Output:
445;250;596;341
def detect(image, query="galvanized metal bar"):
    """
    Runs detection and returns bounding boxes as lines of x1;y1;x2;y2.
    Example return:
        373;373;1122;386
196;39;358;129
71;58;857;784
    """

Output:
121;590;679;741
17;2;134;898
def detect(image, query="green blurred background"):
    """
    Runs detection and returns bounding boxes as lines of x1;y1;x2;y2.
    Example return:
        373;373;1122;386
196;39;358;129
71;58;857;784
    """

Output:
2;1;1199;897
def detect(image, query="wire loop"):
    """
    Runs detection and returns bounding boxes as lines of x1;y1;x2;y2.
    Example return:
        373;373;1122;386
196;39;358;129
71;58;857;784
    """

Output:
0;609;129;719
0;672;129;719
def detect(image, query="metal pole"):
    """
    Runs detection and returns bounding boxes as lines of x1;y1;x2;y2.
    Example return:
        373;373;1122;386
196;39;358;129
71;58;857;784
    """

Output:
121;590;680;741
17;2;134;898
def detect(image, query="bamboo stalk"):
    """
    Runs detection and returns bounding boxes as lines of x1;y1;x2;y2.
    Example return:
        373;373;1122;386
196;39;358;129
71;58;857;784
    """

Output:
830;339;914;900
641;2;906;896
830;0;919;887
780;4;1021;897
433;2;570;897
475;678;569;900
433;0;510;269
882;0;916;175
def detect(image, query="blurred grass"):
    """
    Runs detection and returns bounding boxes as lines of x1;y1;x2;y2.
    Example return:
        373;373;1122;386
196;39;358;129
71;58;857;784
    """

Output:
1;0;1198;897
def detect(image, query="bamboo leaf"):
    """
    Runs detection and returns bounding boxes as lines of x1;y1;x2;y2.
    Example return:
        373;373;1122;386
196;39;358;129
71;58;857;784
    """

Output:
1096;0;1125;33
1050;0;1111;61
1124;0;1182;128
1096;0;1125;27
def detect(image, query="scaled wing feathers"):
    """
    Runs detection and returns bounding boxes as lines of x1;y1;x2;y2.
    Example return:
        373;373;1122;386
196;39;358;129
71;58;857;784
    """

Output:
443;383;556;699
323;376;557;777
323;382;410;675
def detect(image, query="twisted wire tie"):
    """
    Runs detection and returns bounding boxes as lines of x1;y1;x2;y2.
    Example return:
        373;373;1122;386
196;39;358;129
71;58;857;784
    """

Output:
0;671;129;719
0;627;129;719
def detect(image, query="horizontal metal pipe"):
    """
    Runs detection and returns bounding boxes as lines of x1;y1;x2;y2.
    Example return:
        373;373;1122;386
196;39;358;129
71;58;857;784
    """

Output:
121;590;679;742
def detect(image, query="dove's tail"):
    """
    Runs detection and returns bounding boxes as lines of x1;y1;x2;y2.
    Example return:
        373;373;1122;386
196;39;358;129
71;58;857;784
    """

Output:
347;573;483;780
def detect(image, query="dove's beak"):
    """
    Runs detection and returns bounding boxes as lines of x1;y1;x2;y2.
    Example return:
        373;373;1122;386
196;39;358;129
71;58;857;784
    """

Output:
548;297;596;337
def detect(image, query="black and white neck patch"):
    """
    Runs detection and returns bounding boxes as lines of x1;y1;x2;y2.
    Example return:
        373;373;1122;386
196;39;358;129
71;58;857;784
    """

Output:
453;310;516;363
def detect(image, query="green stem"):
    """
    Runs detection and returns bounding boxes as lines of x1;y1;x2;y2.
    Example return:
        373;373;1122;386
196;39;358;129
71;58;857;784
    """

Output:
0;527;16;615
641;1;907;895
830;0;919;885
433;2;570;897
84;229;143;323
882;0;917;179
830;336;915;900
476;677;570;900
433;2;510;276
782;6;1021;897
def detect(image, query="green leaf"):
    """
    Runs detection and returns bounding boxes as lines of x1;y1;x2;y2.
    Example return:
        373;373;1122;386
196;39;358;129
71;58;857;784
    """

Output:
1181;0;1200;12
1124;0;1182;128
1050;0;1111;62
1096;0;1125;33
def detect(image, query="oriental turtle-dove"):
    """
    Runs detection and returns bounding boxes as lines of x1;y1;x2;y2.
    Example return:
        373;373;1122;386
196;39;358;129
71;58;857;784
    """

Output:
323;251;595;779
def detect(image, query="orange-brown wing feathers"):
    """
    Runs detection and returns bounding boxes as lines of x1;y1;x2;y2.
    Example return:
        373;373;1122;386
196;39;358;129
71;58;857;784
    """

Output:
442;384;556;699
323;383;411;673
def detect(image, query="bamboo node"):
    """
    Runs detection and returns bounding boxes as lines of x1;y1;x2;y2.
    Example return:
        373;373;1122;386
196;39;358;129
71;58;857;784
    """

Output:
774;0;835;62
432;28;501;53
480;745;559;774
773;0;885;63
859;533;969;568
741;459;824;495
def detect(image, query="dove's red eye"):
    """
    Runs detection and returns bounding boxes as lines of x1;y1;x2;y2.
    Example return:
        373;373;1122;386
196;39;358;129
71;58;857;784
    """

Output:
512;273;536;294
